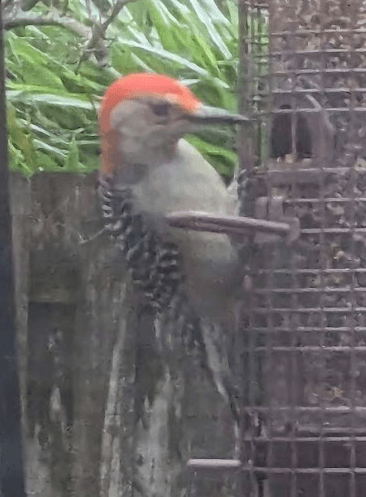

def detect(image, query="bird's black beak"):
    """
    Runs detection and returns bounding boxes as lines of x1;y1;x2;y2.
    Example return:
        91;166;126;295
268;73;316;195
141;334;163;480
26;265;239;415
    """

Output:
186;105;250;124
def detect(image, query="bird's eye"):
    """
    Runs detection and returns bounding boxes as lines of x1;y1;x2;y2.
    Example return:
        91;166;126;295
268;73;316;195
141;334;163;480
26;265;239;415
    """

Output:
152;102;170;116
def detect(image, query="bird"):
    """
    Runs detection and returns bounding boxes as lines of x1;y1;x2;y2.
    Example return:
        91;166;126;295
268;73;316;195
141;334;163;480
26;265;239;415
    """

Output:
97;72;248;427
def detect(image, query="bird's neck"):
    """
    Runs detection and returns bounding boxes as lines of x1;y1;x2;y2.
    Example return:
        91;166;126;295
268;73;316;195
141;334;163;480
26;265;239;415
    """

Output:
110;140;186;187
101;128;182;182
127;139;179;167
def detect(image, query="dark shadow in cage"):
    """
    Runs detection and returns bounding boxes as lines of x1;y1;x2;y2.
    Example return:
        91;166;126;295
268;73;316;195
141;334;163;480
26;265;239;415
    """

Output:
270;103;313;160
269;94;336;164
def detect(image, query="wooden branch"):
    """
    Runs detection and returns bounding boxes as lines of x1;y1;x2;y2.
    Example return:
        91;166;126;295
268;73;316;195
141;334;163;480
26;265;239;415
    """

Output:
102;0;134;31
75;0;136;71
4;0;133;32
187;459;241;470
4;15;91;37
165;211;295;238
3;0;135;67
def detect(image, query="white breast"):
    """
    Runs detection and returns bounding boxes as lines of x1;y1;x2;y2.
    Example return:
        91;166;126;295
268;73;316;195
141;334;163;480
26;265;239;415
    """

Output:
128;139;241;318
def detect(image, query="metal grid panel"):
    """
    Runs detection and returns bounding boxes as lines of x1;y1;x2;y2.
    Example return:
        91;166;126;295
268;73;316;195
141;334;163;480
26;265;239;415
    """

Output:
239;1;366;496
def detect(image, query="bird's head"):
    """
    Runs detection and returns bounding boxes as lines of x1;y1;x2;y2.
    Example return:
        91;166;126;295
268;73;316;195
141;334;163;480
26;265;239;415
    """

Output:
99;73;248;175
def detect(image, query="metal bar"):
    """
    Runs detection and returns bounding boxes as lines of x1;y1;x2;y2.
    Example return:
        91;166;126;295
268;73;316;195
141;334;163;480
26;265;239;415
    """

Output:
244;436;366;442
255;268;366;275
255;48;366;56
236;406;366;413
260;67;366;76
245;307;366;313
245;468;366;474
246;327;366;332
270;88;366;95
259;107;366;115
242;346;366;352
253;287;366;294
253;28;366;37
237;0;256;495
300;227;366;234
283;198;366;204
266;166;365;174
0;1;26;495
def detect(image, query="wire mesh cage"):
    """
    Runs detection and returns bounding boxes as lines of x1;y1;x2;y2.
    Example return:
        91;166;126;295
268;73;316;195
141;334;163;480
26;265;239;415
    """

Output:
238;0;366;496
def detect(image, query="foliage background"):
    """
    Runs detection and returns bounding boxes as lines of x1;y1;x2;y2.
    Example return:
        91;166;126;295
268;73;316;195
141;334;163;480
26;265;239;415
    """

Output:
4;0;241;178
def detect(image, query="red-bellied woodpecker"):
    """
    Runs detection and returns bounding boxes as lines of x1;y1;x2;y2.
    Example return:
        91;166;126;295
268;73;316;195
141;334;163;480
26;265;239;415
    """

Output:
98;73;248;424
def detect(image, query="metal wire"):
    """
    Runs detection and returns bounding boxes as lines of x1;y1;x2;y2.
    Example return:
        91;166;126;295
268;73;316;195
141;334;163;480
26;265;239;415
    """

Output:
238;0;366;495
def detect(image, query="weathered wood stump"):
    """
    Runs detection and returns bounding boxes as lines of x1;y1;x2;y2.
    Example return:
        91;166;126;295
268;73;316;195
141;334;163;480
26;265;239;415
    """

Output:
10;171;236;497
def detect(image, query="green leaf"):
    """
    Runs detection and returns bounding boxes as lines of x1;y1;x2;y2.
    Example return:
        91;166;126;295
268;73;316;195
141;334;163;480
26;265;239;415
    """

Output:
9;37;50;66
33;139;67;160
7;104;38;171
36;151;60;172
111;45;142;75
186;134;237;176
117;39;211;77
188;0;231;59
147;1;179;53
7;88;95;110
64;135;80;170
21;61;65;90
